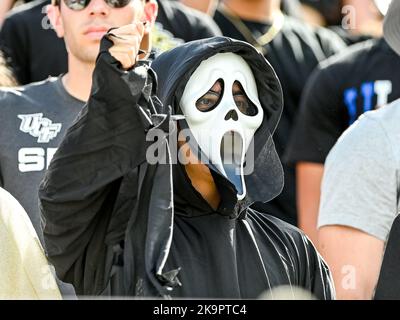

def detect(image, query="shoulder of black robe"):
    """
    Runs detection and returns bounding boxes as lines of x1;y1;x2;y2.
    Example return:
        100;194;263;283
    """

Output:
245;210;334;300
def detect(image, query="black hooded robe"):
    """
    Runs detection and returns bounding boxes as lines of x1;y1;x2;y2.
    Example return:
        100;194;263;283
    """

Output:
39;36;334;299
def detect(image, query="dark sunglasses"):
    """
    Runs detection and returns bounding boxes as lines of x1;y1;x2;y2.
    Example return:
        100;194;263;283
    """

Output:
54;0;141;11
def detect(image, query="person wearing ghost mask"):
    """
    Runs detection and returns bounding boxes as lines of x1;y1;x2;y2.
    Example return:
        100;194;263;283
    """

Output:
38;28;334;299
178;53;264;203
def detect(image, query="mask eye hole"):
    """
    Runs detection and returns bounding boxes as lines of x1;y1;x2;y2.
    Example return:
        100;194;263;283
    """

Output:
233;81;258;116
195;79;224;112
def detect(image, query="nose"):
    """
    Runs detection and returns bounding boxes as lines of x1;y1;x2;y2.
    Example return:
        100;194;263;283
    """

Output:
87;0;110;16
225;109;239;121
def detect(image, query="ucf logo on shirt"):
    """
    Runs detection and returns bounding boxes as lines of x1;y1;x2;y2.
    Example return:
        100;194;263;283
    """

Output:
18;113;61;143
17;113;62;173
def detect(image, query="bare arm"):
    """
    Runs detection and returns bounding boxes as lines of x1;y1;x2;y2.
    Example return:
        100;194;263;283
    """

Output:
0;0;16;26
296;162;324;245
318;225;385;299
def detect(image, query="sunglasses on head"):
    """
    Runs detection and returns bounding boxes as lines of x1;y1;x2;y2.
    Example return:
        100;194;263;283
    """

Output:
53;0;145;11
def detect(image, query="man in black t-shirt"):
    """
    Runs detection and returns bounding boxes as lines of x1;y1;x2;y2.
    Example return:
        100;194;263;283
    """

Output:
284;37;400;243
0;0;221;85
213;0;346;226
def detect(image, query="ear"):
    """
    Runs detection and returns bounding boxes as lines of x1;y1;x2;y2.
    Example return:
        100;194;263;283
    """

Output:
143;0;158;34
47;4;65;38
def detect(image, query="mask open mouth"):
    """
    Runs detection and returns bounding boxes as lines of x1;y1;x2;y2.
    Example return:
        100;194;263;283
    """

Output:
220;131;246;200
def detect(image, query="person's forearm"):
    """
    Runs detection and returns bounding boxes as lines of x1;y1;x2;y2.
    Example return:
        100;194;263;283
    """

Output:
318;226;385;299
296;162;324;245
0;0;15;26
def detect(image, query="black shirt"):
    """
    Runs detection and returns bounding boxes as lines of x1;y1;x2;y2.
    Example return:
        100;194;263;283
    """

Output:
285;38;400;166
0;0;221;85
214;10;346;225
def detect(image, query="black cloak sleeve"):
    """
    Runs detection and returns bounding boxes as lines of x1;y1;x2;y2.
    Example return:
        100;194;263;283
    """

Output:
38;37;155;295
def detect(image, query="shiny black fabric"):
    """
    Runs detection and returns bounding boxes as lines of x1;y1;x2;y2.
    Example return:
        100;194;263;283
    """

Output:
39;36;334;299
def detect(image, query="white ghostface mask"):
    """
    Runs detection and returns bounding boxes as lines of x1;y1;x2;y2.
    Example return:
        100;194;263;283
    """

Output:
179;52;264;200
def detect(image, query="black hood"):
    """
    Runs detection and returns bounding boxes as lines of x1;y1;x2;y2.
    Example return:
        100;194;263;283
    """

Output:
151;37;285;206
151;36;283;137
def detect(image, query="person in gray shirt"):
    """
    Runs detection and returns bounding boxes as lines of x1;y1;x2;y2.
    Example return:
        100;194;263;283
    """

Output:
317;0;400;300
318;98;400;300
0;0;159;241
